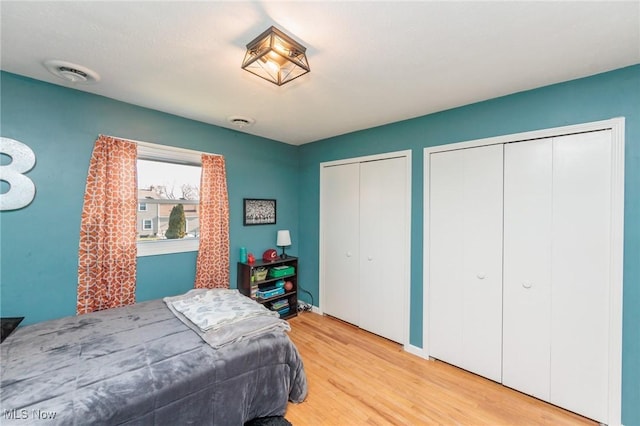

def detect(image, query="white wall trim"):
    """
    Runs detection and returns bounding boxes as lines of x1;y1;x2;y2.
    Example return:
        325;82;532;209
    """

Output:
422;118;625;426
608;117;625;426
319;149;412;350
137;238;199;257
320;150;411;168
405;344;427;359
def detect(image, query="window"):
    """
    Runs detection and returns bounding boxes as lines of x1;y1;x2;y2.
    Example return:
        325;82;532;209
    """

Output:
136;142;205;257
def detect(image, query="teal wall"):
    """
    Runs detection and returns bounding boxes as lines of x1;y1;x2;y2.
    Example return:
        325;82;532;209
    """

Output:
1;66;639;424
0;72;300;323
297;65;640;425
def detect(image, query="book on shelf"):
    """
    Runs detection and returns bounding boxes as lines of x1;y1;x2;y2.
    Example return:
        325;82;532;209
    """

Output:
271;299;289;310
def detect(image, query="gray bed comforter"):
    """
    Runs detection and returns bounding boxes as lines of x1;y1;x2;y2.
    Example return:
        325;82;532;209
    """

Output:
0;300;307;425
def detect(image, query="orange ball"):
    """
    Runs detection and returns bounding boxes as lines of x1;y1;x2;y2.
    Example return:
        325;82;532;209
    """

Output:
284;281;293;291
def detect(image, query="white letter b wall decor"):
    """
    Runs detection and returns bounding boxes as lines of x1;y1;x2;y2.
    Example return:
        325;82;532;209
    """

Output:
0;137;36;211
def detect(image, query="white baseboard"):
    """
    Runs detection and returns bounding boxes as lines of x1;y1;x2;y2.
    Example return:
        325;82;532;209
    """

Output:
405;343;427;359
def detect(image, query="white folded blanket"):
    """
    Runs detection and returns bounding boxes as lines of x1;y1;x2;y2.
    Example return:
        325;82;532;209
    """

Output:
163;289;290;349
165;288;278;332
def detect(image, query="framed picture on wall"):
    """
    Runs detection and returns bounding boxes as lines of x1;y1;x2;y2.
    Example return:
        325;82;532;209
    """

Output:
243;198;276;225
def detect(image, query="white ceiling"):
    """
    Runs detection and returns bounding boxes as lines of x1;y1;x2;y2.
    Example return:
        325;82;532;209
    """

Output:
1;1;639;145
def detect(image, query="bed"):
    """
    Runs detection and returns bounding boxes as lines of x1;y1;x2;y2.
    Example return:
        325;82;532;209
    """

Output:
0;290;307;425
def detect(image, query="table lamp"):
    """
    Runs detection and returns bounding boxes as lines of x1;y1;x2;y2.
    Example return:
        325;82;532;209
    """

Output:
277;230;291;259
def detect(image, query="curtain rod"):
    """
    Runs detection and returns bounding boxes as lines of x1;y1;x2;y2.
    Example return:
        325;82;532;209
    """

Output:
100;134;222;158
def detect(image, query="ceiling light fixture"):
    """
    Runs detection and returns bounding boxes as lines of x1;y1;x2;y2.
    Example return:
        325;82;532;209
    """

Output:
241;26;310;86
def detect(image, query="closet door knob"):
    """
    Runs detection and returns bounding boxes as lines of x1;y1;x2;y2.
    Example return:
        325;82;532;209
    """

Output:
346;251;352;257
522;281;533;289
477;273;486;280
367;256;373;261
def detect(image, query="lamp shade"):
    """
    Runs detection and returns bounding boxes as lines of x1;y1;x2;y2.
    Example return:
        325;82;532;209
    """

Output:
277;230;292;247
241;26;310;86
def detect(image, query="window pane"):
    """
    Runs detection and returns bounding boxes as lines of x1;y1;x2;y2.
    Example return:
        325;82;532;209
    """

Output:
137;160;201;241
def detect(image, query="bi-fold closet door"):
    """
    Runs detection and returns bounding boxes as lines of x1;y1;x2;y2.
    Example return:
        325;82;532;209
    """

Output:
321;155;409;344
428;144;504;382
502;131;611;423
428;130;613;424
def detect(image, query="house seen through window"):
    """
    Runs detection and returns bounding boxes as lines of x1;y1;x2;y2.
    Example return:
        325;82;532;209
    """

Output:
137;159;201;242
134;140;209;258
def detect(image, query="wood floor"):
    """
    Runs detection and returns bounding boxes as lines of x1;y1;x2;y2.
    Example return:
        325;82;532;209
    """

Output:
284;312;596;426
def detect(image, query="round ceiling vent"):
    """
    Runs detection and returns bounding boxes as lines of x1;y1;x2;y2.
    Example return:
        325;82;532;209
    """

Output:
227;116;255;128
43;60;100;84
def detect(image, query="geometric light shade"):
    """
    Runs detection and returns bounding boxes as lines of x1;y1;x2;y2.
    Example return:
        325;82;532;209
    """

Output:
241;26;310;86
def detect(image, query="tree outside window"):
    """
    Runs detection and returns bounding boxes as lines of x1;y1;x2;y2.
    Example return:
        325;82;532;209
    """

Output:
165;204;186;239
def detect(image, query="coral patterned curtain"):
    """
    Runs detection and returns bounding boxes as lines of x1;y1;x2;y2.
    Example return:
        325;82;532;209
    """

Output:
194;154;230;288
77;135;138;315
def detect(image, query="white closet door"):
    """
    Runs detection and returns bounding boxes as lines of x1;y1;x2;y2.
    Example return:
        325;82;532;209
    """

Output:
359;157;407;343
550;131;611;424
321;163;360;326
502;139;553;401
429;144;503;382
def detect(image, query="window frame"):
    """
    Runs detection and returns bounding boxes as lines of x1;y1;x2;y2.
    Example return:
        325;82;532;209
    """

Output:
138;202;147;211
136;141;206;257
142;218;153;230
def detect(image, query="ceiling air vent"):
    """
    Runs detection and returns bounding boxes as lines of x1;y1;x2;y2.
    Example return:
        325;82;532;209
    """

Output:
43;60;100;84
57;66;88;83
227;116;255;128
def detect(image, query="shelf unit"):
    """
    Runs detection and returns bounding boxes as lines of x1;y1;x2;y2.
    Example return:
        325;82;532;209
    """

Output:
237;256;298;319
